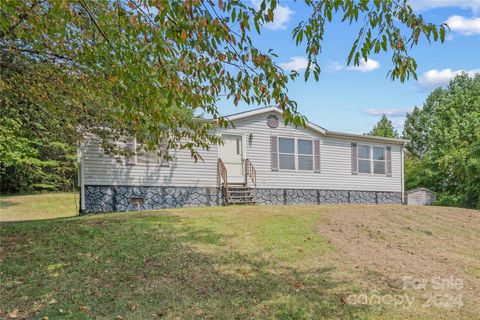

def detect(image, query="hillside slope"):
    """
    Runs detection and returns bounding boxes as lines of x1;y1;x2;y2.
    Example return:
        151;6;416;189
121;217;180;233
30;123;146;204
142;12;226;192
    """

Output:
1;201;479;319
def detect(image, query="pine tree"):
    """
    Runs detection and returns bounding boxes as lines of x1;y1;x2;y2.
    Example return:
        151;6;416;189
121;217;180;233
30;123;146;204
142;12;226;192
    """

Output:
367;114;399;138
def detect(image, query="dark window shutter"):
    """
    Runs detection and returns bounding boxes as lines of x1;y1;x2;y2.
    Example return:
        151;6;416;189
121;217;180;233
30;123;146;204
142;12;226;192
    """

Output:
351;142;357;174
386;146;392;177
126;139;136;165
271;136;278;171
314;139;321;173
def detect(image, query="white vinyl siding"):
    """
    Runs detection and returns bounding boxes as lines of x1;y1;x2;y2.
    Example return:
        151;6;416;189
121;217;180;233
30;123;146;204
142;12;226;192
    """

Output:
79;112;403;192
80;139;217;187
221;114;402;192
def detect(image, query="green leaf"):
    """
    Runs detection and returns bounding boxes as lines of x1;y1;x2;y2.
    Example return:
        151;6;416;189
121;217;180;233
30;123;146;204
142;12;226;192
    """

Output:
439;27;445;42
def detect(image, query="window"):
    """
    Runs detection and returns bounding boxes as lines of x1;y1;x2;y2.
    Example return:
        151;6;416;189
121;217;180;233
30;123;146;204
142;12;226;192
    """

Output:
137;150;161;165
125;139;136;165
372;147;385;174
278;137;295;169
358;145;371;174
298;139;313;170
125;138;169;167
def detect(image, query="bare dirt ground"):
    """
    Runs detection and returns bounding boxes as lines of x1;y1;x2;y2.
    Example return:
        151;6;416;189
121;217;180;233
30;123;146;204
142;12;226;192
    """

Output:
318;205;480;318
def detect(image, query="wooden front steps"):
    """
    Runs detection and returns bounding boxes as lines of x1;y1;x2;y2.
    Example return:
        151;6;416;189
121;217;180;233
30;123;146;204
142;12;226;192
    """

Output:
225;182;256;205
218;158;257;206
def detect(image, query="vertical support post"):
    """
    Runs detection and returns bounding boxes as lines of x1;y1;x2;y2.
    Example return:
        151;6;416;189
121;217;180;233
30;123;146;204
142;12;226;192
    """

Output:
401;142;406;204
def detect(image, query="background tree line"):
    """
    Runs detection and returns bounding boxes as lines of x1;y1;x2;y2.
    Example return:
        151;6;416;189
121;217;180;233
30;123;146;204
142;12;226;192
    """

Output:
3;1;474;208
366;74;480;209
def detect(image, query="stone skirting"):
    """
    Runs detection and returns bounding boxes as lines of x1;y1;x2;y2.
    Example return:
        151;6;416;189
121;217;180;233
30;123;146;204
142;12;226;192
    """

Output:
253;189;402;205
83;185;402;213
83;185;224;213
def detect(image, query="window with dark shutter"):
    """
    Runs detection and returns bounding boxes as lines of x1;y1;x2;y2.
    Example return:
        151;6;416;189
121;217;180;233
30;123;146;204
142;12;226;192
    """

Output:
271;136;278;171
386;146;392;176
314;139;321;173
351;142;358;174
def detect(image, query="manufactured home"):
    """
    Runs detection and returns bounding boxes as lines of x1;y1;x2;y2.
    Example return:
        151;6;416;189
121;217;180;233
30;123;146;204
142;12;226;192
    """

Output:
78;107;407;213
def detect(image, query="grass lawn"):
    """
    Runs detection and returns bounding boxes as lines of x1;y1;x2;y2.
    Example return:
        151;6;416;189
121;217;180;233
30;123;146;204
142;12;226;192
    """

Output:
0;193;79;222
0;196;479;319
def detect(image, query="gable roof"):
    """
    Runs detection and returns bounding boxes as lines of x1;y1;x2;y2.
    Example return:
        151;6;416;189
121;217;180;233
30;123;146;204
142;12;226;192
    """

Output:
406;188;435;194
221;106;408;145
224;106;327;134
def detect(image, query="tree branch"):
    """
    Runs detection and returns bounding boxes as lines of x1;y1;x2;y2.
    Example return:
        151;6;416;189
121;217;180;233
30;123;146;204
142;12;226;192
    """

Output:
0;0;43;39
78;0;112;49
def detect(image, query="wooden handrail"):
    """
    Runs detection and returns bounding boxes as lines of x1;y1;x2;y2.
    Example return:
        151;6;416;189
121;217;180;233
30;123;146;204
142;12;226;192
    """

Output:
245;158;257;189
218;158;229;204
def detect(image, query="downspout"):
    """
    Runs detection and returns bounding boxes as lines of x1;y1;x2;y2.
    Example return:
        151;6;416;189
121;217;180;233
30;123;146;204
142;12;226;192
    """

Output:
78;141;85;213
401;142;405;204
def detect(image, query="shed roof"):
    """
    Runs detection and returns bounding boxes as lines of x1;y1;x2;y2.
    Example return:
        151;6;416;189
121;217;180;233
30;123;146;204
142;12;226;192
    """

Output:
406;188;435;194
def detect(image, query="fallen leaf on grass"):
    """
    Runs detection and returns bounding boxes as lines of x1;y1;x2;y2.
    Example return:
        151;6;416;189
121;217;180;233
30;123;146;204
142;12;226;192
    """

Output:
90;290;102;297
8;309;18;318
79;306;89;313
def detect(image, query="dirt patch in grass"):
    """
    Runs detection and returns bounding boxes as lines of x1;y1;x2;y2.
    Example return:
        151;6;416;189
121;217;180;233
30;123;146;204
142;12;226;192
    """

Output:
318;205;480;318
2;203;479;319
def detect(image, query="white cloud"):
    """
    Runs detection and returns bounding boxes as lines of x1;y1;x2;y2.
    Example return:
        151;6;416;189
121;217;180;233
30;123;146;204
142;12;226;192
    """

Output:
445;15;480;35
419;68;480;88
328;59;380;73
251;1;294;30
279;56;308;71
409;0;480;12
362;108;412;117
349;59;381;72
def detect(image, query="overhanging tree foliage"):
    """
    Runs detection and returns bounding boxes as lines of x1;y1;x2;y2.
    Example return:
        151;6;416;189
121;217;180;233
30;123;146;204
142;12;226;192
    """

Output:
0;52;103;192
1;0;447;192
403;74;480;209
1;0;447;154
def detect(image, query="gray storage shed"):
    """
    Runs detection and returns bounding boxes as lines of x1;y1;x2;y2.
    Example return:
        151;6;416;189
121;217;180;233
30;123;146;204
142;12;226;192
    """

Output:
406;188;436;205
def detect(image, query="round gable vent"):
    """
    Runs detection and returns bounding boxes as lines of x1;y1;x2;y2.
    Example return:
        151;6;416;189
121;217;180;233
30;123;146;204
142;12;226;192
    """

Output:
266;114;279;128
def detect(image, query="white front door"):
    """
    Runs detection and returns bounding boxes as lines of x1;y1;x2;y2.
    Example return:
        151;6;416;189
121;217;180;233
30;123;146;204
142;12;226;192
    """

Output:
220;134;244;182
